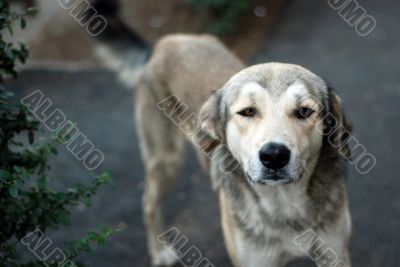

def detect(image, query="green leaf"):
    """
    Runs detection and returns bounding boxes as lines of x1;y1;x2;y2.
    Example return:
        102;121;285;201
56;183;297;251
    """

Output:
7;23;13;35
20;17;26;29
88;231;99;240
58;210;71;225
0;169;11;179
50;146;58;154
9;184;18;198
83;196;92;207
28;130;34;144
26;7;38;16
97;238;105;247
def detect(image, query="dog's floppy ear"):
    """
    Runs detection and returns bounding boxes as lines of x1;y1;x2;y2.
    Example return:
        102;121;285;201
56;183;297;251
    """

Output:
325;87;353;159
199;91;224;145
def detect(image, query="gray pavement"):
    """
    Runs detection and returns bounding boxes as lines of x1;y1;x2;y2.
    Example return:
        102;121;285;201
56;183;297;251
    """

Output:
6;0;400;266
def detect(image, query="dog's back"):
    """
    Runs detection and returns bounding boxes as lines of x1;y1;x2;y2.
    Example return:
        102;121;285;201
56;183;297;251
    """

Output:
138;34;244;113
134;34;244;266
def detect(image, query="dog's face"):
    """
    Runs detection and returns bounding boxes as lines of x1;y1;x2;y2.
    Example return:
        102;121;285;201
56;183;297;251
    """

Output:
200;63;350;185
225;80;325;185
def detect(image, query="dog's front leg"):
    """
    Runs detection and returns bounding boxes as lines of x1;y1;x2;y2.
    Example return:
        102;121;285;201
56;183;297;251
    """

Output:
220;191;286;267
235;245;285;267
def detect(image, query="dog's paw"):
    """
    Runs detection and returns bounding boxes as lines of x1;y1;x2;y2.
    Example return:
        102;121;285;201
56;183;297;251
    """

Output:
151;247;179;266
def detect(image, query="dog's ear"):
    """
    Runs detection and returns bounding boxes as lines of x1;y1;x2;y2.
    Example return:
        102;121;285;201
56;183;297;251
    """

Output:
199;91;224;145
325;87;353;159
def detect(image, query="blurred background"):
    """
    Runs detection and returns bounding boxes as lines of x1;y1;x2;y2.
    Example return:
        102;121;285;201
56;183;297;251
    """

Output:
4;0;400;266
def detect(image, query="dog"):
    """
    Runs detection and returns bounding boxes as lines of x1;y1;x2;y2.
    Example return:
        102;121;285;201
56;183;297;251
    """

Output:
90;4;352;266
134;34;352;267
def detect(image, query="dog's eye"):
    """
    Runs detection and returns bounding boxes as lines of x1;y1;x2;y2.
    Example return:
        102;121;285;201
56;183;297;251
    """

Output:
294;107;315;119
238;107;257;117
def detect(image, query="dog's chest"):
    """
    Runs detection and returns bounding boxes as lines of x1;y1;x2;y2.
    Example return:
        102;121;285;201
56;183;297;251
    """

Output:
247;185;311;230
232;187;314;263
259;187;309;219
236;185;313;243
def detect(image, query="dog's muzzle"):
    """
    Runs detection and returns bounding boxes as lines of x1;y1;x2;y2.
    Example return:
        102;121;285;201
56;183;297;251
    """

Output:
257;142;292;185
259;142;291;170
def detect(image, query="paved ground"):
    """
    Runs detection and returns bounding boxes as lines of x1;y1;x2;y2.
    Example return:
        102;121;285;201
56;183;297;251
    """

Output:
6;0;400;266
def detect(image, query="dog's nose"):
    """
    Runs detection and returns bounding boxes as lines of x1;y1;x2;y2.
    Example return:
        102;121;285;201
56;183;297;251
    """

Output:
259;143;291;170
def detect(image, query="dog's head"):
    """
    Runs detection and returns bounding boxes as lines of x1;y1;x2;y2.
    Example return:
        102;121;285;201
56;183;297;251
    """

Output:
200;63;351;185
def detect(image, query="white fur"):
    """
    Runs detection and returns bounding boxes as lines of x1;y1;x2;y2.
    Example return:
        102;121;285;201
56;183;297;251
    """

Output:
95;45;145;88
151;247;179;266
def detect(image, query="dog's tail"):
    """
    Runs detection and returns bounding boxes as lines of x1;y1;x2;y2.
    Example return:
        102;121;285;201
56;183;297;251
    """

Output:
91;0;151;88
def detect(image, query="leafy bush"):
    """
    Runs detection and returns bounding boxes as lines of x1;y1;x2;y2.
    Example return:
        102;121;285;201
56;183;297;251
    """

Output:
0;1;116;266
186;0;251;35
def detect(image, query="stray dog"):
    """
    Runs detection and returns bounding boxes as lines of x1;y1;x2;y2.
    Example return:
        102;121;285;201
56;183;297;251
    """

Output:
135;34;352;267
90;5;352;265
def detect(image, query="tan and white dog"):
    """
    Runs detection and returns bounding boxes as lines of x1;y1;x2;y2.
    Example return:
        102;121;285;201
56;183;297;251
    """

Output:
90;6;352;265
133;34;352;267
